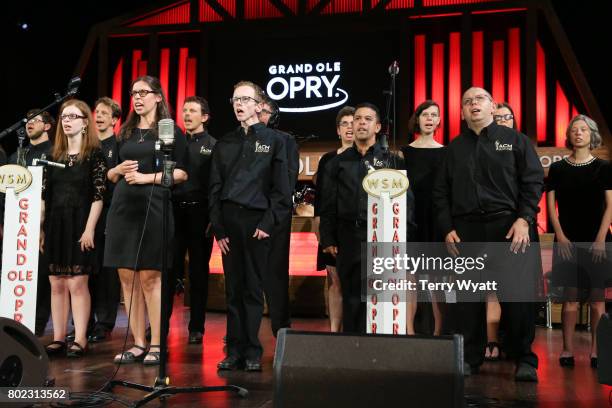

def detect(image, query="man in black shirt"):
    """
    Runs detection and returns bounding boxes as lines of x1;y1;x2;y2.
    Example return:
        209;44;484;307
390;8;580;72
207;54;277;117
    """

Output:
258;95;299;336
88;97;121;342
8;109;54;336
319;103;416;333
210;81;290;371
433;87;544;381
170;96;216;345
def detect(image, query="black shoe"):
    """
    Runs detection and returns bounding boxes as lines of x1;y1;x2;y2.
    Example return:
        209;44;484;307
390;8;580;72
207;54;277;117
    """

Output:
217;355;244;370
591;357;598;368
65;330;75;342
559;356;575;367
188;331;203;344
515;362;538;382
244;358;262;372
88;327;110;343
66;342;87;358
45;341;67;356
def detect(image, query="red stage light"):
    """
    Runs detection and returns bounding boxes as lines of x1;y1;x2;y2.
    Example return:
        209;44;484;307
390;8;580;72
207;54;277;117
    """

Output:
555;81;569;147
413;34;426;111
536;42;547;143
112;58;124;132
508;27;521;129
431;43;445;144
129;1;190;27
491;40;505;103
448;32;461;141
472;31;484;87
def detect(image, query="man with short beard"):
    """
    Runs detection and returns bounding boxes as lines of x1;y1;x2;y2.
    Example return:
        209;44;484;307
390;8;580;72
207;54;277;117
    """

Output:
8;109;54;336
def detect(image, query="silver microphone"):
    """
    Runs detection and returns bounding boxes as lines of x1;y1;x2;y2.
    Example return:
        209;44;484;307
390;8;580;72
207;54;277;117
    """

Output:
158;118;175;150
364;160;376;172
33;158;66;169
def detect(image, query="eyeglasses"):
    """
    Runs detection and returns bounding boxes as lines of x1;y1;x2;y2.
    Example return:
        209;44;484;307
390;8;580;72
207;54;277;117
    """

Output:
420;113;439;119
26;118;44;124
338;121;353;128
130;89;156;98
462;94;491;106
229;96;259;105
494;114;514;122
60;113;86;121
260;108;274;115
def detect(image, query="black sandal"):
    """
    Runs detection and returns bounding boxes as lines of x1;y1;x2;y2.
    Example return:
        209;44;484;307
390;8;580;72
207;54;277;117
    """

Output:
143;345;161;366
66;341;87;358
45;341;67;356
484;342;501;361
113;345;147;364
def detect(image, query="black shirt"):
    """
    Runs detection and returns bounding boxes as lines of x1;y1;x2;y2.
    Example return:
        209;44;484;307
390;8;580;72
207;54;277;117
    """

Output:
432;121;544;236
173;130;216;203
319;143;416;248
547;157;612;242
281;131;300;194
8;140;53;166
209;122;291;238
99;135;118;206
313;150;337;216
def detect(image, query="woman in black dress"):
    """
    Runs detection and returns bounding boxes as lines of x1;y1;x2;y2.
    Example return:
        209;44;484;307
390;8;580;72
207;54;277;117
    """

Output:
400;100;445;335
105;76;188;365
313;105;355;332
547;114;612;368
43;99;106;357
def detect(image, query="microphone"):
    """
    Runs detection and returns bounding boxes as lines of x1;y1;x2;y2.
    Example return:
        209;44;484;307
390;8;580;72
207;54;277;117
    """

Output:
158;118;176;187
363;160;376;173
388;61;399;76
66;76;81;96
379;133;389;152
33;158;66;169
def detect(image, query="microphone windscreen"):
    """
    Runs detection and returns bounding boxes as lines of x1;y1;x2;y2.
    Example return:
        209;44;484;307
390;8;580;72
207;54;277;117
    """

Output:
158;119;175;146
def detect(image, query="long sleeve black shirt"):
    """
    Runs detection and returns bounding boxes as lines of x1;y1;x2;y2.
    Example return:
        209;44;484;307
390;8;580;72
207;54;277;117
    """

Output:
208;123;291;238
280;130;300;195
173;130;216;203
432;121;544;237
319;143;416;248
100;135;118;207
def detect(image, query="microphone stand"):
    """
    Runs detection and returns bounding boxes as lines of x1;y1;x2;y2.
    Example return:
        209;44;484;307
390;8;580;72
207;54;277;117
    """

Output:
381;63;398;168
0;77;80;167
104;141;247;407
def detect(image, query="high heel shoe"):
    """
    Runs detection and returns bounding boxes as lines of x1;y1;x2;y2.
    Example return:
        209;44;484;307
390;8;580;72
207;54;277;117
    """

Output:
559;356;575;367
590;357;598;368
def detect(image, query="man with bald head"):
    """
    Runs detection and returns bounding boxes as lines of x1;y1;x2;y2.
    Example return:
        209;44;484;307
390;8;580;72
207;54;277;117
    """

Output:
433;87;543;381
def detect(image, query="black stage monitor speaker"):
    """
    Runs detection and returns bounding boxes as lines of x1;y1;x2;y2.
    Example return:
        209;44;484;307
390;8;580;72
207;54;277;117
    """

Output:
273;329;464;408
597;313;612;385
0;318;49;406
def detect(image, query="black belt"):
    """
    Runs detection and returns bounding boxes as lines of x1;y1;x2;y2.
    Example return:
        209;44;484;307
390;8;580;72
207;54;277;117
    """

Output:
456;210;515;222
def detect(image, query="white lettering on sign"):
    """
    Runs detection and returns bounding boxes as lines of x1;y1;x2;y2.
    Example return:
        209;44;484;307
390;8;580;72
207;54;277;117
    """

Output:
266;62;349;113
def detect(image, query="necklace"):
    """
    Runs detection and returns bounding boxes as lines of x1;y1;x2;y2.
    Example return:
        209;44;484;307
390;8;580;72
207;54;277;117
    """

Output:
68;153;78;167
564;156;595;167
137;128;151;143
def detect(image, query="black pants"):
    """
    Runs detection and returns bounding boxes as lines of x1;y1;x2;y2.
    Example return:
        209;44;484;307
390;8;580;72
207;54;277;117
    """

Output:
337;220;367;334
35;250;51;334
89;207;121;332
167;202;213;333
222;202;269;359
263;212;291;336
451;213;538;369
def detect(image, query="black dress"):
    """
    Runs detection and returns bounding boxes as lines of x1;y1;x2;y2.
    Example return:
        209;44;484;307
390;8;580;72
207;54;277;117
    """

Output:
104;127;187;271
314;150;338;270
401;145;446;242
547;157;612;292
43;149;107;276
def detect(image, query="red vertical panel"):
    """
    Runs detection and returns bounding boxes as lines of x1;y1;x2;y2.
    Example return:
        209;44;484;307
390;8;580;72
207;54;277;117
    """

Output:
112;58;124;132
186;57;197;99
160;48;170;99
131;50;142;81
448;32;461;141
431;43;445;144
138;60;148;77
536;42;547;143
507;28;521;129
414;35;426;112
555;81;569;147
176;48;189;130
571;105;578;119
491;40;505;103
472;31;484;87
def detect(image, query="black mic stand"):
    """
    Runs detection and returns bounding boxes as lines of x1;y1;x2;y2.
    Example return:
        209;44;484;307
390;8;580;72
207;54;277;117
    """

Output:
380;63;399;168
0;77;81;166
103;141;248;407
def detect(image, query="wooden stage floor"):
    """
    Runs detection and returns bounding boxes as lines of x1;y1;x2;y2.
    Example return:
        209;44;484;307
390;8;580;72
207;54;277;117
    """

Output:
41;301;611;407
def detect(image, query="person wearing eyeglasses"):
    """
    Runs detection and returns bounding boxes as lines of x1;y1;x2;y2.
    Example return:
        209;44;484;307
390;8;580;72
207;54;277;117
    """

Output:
547;114;612;369
257;95;299;337
7;109;55;337
104;76;188;366
400;100;445;337
209;81;291;371
493;102;517;130
41;99;107;358
313;106;355;332
432;87;543;381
